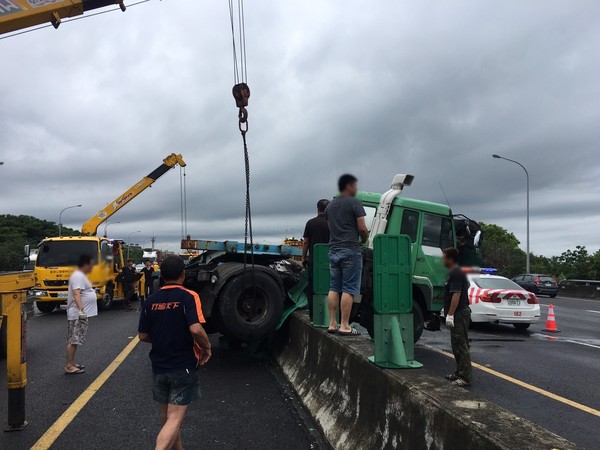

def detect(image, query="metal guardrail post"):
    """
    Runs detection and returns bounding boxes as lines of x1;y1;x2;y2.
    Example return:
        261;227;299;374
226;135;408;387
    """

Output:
2;291;29;431
368;235;422;369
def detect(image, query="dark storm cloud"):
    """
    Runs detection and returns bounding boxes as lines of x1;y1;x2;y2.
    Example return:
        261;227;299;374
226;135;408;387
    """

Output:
1;0;599;255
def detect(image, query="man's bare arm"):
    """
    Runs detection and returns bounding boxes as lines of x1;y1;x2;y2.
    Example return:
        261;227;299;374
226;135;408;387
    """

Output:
138;332;151;343
447;292;461;316
189;323;212;365
73;288;84;311
357;216;369;244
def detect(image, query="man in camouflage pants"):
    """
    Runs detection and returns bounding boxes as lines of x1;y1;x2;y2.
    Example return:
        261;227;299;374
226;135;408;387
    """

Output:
442;247;472;387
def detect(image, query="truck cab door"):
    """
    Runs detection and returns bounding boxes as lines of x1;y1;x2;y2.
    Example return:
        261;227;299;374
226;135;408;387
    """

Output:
414;213;454;302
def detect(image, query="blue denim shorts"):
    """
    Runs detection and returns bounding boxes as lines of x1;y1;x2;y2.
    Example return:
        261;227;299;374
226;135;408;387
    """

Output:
329;247;363;296
153;368;200;405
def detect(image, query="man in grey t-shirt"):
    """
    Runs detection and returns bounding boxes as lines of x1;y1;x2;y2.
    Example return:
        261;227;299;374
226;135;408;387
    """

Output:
324;174;368;336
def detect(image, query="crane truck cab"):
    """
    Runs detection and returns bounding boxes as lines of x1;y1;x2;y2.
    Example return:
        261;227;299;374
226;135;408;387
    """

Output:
29;237;129;313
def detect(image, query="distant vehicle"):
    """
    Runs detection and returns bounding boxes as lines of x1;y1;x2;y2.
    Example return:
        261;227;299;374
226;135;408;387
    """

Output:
135;264;145;271
512;274;558;298
463;270;541;330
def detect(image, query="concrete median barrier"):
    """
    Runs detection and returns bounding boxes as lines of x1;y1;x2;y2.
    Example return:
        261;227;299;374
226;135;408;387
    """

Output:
270;312;579;450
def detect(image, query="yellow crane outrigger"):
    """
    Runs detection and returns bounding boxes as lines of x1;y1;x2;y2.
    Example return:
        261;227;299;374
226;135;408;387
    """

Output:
30;153;186;313
0;0;125;35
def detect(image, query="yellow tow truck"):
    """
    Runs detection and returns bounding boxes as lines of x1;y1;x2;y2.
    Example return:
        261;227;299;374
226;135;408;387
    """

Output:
30;153;186;313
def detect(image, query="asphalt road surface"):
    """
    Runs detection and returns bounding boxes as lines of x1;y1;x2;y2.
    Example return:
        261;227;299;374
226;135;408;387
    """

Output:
418;295;600;450
0;303;326;450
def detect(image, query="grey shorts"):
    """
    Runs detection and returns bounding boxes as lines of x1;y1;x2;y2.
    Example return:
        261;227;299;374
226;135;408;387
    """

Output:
153;369;200;405
67;319;88;346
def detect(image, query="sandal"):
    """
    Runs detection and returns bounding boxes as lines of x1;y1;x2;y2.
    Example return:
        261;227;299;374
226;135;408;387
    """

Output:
327;328;338;334
445;374;458;382
338;328;361;336
75;364;85;370
451;378;471;387
64;368;86;375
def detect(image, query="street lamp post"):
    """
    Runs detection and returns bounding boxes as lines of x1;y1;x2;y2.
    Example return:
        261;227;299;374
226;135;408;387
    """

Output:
127;231;141;260
104;221;121;237
492;154;530;274
58;204;82;237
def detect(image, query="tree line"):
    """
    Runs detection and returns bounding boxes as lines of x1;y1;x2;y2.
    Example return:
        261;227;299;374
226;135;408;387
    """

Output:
479;223;599;280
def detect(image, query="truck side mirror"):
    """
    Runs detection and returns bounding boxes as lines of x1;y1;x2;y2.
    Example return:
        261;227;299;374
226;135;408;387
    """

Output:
24;244;30;257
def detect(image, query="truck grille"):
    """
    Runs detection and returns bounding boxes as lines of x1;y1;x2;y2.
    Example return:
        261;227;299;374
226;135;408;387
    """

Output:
44;280;69;287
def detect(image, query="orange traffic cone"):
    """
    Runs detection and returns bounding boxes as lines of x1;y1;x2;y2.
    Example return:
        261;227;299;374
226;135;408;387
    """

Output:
543;304;560;332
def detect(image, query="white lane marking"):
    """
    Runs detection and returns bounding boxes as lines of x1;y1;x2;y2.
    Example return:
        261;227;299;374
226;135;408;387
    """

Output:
566;340;600;350
585;310;600;314
531;333;600;350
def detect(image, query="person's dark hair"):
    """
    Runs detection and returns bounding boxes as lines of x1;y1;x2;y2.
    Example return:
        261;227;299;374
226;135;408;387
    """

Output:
78;254;93;268
442;247;460;263
338;174;358;192
160;256;185;282
317;199;329;213
127;259;133;263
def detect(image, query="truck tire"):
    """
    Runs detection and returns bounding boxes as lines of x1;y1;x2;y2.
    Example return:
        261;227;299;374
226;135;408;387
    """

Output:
217;271;284;341
98;285;114;311
413;302;425;343
36;301;57;314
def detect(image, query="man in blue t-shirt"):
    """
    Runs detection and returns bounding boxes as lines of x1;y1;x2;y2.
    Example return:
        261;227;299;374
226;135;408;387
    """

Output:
138;256;212;450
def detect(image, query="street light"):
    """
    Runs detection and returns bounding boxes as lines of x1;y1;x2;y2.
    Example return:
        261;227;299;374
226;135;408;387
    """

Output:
127;230;141;260
58;204;82;237
492;154;530;274
104;221;121;237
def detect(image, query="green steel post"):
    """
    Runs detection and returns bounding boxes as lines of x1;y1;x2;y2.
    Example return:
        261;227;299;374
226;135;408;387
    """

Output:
312;244;331;328
369;235;422;369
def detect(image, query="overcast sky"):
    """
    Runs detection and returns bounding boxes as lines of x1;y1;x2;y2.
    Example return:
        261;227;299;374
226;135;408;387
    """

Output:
1;0;599;256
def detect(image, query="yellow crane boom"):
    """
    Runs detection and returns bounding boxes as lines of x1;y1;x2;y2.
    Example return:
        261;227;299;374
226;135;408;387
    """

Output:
82;153;186;236
0;0;125;35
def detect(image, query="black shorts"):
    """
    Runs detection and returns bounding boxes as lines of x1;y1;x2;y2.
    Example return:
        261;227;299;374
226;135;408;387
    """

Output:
153;368;200;405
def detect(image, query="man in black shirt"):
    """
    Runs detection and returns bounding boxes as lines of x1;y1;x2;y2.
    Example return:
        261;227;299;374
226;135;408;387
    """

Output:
443;247;472;387
302;199;330;320
141;260;155;302
120;259;138;308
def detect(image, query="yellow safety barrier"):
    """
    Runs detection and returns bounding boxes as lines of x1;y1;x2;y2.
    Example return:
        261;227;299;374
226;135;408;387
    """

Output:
0;271;34;431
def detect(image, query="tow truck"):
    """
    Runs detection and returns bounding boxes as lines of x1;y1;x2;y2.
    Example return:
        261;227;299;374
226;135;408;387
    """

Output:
29;153;186;313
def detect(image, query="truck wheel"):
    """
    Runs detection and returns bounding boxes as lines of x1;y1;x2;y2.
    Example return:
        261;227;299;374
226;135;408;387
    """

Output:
36;301;57;314
98;286;114;311
217;271;284;341
413;302;425;343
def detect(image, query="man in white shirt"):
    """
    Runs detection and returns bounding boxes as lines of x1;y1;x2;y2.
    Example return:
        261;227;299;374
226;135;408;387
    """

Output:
65;254;98;375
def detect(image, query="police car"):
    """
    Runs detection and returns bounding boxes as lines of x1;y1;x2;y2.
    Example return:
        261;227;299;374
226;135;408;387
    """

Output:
465;268;541;330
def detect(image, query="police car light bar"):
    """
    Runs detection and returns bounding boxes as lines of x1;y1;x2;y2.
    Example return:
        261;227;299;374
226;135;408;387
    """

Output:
461;267;498;274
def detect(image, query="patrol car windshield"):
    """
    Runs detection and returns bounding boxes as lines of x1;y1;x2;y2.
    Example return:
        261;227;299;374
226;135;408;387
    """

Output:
37;241;98;267
471;277;522;290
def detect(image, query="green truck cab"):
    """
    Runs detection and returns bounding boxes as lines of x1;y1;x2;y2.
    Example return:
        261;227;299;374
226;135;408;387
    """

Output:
355;174;480;341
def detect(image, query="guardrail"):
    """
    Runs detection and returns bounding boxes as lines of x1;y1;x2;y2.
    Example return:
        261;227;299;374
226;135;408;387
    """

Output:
559;280;600;299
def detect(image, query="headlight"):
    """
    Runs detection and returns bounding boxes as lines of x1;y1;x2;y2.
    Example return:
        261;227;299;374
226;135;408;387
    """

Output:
30;290;48;297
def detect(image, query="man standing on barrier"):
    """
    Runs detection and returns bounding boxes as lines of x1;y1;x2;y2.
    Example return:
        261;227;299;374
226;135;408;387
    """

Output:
325;174;368;336
442;247;472;387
